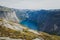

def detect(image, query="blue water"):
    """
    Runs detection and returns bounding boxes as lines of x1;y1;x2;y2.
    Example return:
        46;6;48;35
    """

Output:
20;20;38;30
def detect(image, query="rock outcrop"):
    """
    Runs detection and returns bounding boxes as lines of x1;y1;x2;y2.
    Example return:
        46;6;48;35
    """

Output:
0;6;19;23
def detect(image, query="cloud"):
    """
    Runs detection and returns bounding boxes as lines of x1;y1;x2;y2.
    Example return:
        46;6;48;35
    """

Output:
0;0;60;9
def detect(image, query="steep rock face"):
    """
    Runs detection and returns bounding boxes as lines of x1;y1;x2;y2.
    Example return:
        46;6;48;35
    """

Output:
0;6;19;23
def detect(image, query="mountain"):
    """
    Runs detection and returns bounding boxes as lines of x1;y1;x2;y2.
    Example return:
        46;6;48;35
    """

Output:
15;9;60;35
0;6;60;40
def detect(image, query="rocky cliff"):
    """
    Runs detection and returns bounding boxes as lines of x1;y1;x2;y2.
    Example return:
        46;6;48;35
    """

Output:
0;6;19;23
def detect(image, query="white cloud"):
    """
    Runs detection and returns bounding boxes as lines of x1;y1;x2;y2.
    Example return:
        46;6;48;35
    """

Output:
0;0;60;9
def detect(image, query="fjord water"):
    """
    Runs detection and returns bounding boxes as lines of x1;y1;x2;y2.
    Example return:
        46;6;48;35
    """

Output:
20;19;39;30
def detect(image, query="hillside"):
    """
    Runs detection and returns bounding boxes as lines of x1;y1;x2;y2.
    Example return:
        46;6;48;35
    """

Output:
0;19;43;40
0;19;60;40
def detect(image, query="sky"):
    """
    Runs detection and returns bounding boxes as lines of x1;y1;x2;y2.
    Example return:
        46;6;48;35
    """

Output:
0;0;60;9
